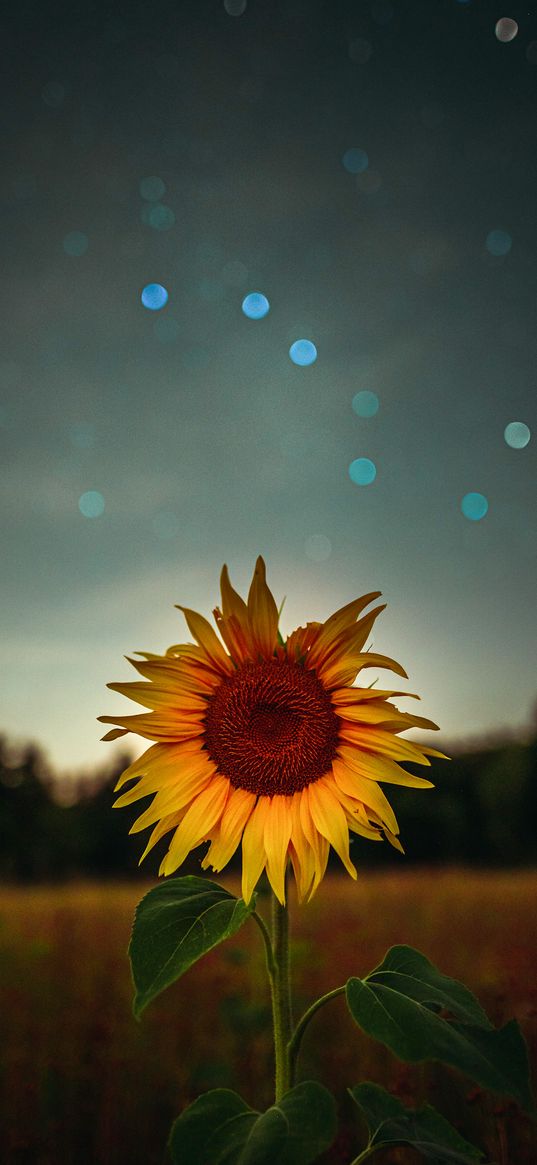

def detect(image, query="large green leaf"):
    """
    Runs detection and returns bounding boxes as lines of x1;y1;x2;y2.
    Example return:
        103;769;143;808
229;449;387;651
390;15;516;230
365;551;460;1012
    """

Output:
168;1081;337;1165
129;876;256;1018
346;945;535;1113
350;1082;484;1163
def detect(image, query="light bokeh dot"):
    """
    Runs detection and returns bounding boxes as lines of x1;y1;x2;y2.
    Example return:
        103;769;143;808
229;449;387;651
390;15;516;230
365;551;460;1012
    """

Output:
139;175;166;201
342;147;369;174
63;231;88;257
224;0;247;13
352;390;379;418
78;490;105;518
242;292;270;319
461;492;488;521
289;339;317;366
504;421;531;449
141;283;169;310
349;457;376;485
495;17;518;41
305;534;332;562
486;229;512;256
147;204;175;231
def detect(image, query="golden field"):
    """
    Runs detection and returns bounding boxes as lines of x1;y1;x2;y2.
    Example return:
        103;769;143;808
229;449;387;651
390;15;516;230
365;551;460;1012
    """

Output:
1;869;536;1164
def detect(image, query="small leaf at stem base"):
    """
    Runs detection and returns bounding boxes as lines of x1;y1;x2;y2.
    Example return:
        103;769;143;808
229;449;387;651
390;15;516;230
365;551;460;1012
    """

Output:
168;1081;337;1165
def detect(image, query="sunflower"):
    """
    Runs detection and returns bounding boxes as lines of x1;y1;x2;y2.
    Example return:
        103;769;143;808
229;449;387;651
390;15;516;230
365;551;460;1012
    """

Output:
99;558;444;904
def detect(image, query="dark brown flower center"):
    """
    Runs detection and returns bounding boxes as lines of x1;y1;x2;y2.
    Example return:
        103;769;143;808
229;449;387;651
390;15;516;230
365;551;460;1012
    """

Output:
203;659;339;795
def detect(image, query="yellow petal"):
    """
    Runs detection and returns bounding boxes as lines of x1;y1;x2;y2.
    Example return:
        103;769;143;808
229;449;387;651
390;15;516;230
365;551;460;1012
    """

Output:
307;592;382;666
107;680;208;713
288;793;316;903
306;780;357;880
330;760;399;836
113;747;214;807
202;786;256;872
162;776;230;875
263;795;293;904
220;564;249;622
319;652;408;690
333;700;439;731
247;556;279;659
98;711;204;743
241;796;270;904
338;723;434;765
285;622;322;663
177;607;233;674
337;744;434;787
312;604;386;675
331;687;420;705
127;656;217;695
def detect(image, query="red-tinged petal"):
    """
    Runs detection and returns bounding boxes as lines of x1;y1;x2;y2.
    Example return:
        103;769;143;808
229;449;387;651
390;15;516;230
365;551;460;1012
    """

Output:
306;592;382;667
310;603;386;674
319;652;408;689
285;621;322;663
247;556;279;659
330;687;420;704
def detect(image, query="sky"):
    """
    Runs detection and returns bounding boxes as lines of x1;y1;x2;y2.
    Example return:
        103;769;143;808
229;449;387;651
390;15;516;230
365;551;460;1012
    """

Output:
1;0;536;778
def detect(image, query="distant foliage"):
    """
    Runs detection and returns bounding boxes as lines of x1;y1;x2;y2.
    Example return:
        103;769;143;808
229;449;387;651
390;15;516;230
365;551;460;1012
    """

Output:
0;731;536;881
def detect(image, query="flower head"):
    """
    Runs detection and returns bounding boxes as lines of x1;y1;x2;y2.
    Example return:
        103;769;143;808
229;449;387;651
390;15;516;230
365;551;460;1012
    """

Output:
100;558;444;904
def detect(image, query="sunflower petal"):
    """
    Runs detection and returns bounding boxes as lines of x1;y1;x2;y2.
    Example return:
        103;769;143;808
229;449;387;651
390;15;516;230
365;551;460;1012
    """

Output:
320;651;408;689
202;786;256;872
161;776;230;875
177;607;233;674
330;760;399;836
307;780;357;879
337;744;434;787
263;795;293;904
241;797;270;904
247;556;279;659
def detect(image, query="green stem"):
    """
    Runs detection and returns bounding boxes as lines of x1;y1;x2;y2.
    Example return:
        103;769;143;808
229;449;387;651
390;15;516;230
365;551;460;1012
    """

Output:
288;985;346;1080
348;1146;379;1165
269;885;292;1102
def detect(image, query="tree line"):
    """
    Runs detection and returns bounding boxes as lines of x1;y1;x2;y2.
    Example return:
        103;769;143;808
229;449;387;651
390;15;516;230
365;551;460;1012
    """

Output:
0;729;536;881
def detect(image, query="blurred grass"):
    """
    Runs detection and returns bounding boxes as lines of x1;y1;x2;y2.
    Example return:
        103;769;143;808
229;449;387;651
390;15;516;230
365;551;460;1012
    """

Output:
1;869;536;1164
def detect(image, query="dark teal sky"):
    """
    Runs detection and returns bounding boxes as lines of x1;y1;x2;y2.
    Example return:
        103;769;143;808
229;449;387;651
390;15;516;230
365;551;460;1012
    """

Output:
1;0;536;775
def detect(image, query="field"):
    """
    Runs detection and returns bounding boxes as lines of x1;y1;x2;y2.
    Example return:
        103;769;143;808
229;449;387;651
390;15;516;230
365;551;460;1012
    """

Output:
1;869;536;1165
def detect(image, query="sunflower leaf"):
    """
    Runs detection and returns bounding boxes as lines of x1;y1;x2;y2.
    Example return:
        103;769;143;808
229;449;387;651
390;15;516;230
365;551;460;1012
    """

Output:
349;1082;484;1162
129;876;256;1019
168;1081;337;1165
345;945;535;1114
